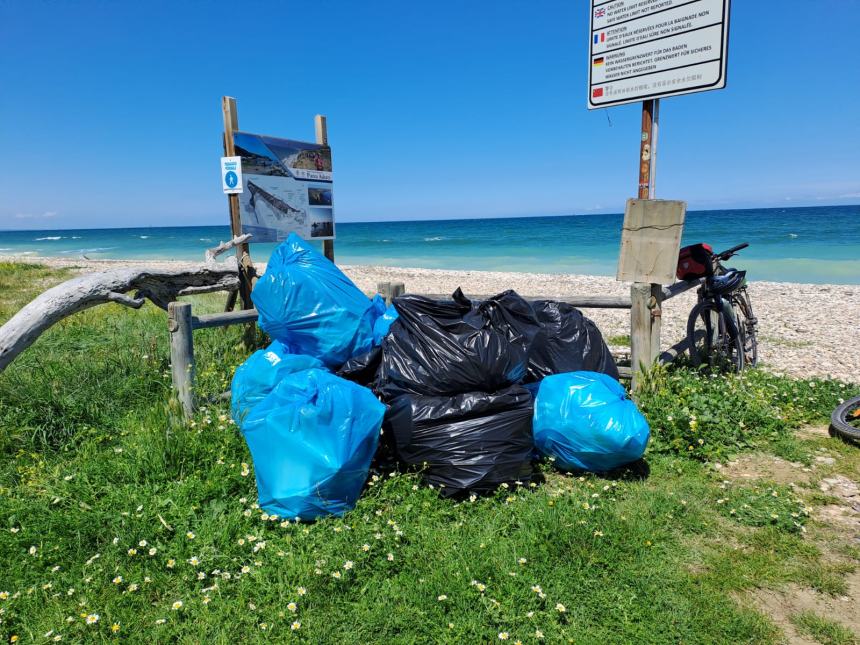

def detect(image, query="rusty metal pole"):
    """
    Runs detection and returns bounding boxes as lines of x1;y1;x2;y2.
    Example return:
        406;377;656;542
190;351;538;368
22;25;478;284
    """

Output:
650;99;660;199
631;99;661;390
638;99;655;199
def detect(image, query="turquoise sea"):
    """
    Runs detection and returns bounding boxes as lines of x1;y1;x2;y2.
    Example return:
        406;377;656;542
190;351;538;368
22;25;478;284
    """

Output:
1;205;858;284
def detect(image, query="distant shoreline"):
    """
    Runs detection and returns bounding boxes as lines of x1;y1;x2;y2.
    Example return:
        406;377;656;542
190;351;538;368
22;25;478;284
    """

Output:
2;203;859;234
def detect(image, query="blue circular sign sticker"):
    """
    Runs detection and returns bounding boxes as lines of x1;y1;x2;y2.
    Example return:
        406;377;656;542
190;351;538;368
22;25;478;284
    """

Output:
225;171;238;189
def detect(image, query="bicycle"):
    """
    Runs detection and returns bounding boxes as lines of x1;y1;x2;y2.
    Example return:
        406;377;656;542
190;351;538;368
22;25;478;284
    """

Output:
685;242;759;372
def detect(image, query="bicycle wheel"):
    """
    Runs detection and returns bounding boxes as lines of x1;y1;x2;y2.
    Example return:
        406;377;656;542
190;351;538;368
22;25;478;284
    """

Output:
830;396;860;443
733;290;758;367
686;301;744;372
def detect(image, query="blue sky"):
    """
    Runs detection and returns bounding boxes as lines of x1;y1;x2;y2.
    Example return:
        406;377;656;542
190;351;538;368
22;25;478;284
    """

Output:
1;0;858;230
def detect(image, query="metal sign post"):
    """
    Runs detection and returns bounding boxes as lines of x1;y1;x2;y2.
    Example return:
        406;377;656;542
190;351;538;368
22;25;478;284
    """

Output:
589;1;731;388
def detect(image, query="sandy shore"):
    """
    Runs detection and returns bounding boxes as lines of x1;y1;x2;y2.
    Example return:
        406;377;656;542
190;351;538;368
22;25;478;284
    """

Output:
4;255;859;383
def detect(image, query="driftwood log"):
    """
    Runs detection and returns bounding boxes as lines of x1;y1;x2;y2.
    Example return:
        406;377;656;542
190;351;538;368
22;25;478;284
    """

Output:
0;238;248;372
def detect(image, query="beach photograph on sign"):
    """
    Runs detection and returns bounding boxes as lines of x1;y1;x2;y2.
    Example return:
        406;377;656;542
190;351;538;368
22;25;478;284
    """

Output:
233;131;334;242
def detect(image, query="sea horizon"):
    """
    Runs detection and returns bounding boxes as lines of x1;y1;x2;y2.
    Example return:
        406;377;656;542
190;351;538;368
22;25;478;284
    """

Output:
1;204;858;285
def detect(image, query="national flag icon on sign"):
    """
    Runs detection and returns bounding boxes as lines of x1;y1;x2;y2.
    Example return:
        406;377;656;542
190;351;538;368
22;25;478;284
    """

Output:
593;57;604;67
592;87;604;98
594;7;606;18
593;32;606;45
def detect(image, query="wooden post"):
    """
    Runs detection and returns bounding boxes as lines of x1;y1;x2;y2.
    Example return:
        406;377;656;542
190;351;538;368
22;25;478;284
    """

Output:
376;281;405;306
377;281;391;304
315;114;335;263
168;301;195;417
630;283;652;390
222;96;254;309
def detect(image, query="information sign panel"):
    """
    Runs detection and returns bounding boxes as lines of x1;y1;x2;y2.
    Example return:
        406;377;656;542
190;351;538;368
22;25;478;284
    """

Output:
588;0;730;109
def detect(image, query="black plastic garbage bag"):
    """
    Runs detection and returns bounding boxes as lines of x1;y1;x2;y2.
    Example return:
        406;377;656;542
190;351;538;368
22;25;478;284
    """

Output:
336;346;382;387
526;300;619;381
383;385;534;496
379;289;543;397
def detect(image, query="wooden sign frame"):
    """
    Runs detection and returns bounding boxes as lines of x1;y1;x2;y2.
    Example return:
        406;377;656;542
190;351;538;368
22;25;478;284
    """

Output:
221;97;336;311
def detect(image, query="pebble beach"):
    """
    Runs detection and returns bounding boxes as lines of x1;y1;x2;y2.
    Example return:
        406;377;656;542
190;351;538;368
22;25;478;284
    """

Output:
3;255;859;384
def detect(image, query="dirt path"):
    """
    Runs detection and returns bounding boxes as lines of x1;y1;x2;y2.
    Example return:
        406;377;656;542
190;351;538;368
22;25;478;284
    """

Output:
722;432;860;643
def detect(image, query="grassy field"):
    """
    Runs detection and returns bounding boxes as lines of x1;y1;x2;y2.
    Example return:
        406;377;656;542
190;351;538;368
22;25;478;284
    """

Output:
0;262;858;644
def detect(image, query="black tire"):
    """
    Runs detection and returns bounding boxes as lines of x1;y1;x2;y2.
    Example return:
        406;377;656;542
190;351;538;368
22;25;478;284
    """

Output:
733;290;758;367
830;396;860;443
687;301;744;372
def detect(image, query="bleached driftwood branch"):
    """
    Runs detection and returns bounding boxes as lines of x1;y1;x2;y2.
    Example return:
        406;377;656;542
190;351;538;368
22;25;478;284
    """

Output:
205;233;251;263
0;257;241;372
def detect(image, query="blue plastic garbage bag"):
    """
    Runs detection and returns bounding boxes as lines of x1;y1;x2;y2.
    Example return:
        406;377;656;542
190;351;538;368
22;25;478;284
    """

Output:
533;371;649;472
251;233;383;367
240;368;386;520
372;303;399;346
230;341;323;424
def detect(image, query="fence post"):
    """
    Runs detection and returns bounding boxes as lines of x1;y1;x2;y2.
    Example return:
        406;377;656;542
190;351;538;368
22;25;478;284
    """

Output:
168;301;195;417
377;281;391;305
630;283;652;391
377;281;404;306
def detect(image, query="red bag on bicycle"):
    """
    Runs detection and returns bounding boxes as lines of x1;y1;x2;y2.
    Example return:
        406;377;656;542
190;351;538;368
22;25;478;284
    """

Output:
677;243;713;280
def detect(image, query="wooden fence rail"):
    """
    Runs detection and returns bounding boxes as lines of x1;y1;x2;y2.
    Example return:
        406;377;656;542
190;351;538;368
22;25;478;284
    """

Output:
168;278;704;416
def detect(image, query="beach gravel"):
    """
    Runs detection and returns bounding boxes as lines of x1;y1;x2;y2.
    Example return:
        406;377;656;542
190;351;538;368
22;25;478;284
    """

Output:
3;256;858;384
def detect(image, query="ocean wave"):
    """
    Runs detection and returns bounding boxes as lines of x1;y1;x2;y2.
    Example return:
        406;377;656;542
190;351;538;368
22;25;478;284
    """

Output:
424;236;445;242
35;236;62;241
140;235;150;239
58;247;118;255
71;236;82;239
199;238;213;242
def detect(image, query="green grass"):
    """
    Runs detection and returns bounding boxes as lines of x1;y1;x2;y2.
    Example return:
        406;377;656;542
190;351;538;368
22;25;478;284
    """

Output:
792;612;858;645
606;334;630;347
0;264;859;643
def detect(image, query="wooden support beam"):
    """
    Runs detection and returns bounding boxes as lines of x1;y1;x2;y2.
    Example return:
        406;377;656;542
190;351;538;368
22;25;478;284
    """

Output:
192;308;259;330
168;301;195;417
315;114;335;264
662;277;703;300
419;293;632;309
222;96;255;310
659;333;695;365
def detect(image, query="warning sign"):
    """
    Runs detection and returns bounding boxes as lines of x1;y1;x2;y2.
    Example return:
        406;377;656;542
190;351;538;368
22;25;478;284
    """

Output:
588;0;731;109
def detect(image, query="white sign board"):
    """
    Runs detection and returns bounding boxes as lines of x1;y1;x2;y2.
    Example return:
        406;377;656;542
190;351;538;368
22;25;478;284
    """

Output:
221;156;243;194
588;0;730;109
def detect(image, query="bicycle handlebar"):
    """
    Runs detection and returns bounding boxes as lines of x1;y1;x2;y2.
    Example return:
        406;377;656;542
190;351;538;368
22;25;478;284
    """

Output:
714;242;749;260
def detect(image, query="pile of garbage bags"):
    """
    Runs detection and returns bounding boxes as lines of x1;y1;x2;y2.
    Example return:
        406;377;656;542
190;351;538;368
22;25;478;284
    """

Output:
232;234;649;519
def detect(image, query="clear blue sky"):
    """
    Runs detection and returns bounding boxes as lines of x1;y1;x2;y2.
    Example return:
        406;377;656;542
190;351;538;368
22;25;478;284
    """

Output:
1;0;858;230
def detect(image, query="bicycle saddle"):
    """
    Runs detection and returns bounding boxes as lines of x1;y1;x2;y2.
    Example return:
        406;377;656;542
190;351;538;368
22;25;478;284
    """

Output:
709;269;746;295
